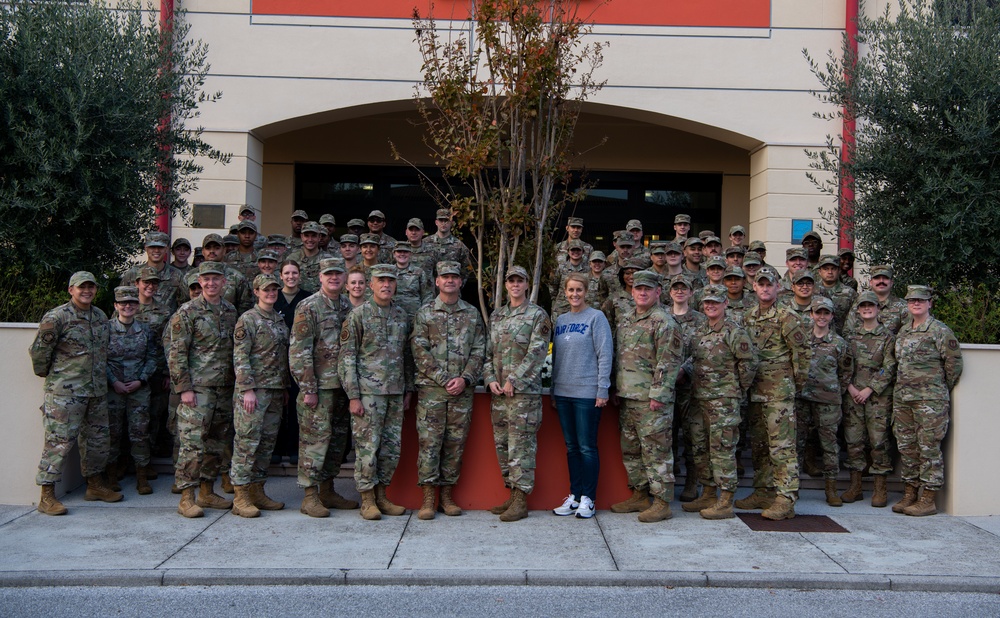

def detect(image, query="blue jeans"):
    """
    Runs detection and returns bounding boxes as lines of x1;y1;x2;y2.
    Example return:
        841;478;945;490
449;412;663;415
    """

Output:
554;396;602;501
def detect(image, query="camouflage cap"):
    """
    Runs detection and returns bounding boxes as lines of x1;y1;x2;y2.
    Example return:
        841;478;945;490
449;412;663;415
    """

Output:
705;256;728;270
229;225;239;234
742;251;762;267
700;284;727;303
623;257;647;271
905;285;933;301
729;225;746;236
802;230;823;244
253;274;281;290
223;234;239;245
198;261;226;276
664;240;683;254
748;240;767;253
838;247;855;257
407;218;424;230
626;219;643;231
347;218;366;228
669;274;693;290
393;241;412;252
632;270;660;288
302;221;324;235
724;265;746;279
699;230;716;240
194;247;203;257
755;268;779;283
674;214;691;224
359;233;380;246
291;209;309;220
817;254;840;268
724;245;746;256
870;265;894;279
811;296;835;312
171;237;191;249
615;232;635;247
684;237;704;248
589;251;607;262
785;247;807;261
137;265;161;282
319;214;336;226
567;217;584;227
567;239;585;250
266;234;288;246
435;208;452;220
257;249;280;262
69;271;97;287
185;271;200;288
368;209;386;220
505;265;529;280
237;220;257;232
318;226;329;237
704;236;723;246
144;231;169;248
370;264;397;279
202;233;224;247
792;270;815;284
856;290;879;305
319;257;346;274
240;205;255;215
649;242;667;255
339;234;359;245
436;260;462;277
114;286;139;303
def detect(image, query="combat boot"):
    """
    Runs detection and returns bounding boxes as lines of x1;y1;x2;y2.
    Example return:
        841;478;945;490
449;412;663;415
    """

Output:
375;484;406;516
177;487;204;518
679;474;698;503
871;475;888;508
734;488;774;510
360;489;381;520
825;479;843;506
892;483;919;513
439;485;462;516
610;487;651;513
319;478;358;510
38;484;67;516
106;468;122;492
761;495;795;521
171;482;182;494
700;490;736;520
841;470;863;503
146;466;159;480
84;475;123;503
220;472;234;494
299;486;330;518
499;487;528;522
232;485;260;518
417;485;437;520
196;480;233;510
803;442;823;477
903;488;937;517
249;481;284;510
682;486;717;512
637;496;673;523
136;467;153;495
490;487;515;515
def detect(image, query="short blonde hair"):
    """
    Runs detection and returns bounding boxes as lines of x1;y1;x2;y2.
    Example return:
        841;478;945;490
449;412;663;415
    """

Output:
563;272;590;290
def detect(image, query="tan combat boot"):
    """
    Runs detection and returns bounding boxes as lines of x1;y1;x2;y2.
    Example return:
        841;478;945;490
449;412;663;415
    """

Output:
171;482;182;495
146;466;159;480
375;484;406;516
319;478;358;510
610;488;651;513
903;488;937;517
417;485;437;520
499;487;528;522
38;485;67;516
220;473;235;494
136;467;153;496
700;490;736;520
679;474;699;503
359;489;382;520
232;485;260;518
637;496;673;523
734;488;774;510
299;486;330;518
84;475;123;503
841;470;863;503
871;475;888;508
177;487;204;518
490;488;515;515
892;483;919;513
106;468;122;492
439;485;462;516
249;481;284;510
196;480;233;510
761;495;795;521
825;479;843;506
682;486;718;512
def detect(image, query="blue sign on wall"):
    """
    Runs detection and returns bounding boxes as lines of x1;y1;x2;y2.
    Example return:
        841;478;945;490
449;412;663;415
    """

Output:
791;219;813;244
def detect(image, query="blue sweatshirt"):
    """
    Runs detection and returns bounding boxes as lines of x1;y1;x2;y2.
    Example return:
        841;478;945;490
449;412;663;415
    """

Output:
551;306;613;400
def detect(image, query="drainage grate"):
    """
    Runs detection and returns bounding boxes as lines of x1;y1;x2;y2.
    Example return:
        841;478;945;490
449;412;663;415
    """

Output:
737;513;849;533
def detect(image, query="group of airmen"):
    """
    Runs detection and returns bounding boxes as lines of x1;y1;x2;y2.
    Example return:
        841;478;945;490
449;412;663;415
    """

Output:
30;207;962;522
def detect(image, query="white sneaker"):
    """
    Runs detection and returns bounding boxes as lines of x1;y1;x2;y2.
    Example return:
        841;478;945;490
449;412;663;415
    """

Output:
552;494;579;516
575;495;595;519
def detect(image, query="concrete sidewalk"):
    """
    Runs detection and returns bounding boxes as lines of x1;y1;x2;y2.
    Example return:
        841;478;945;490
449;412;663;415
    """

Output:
2;475;999;592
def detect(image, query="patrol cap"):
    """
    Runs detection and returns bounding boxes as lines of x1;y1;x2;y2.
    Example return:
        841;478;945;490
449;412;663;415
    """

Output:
407;218;424;230
664;241;683;254
674;214;691;224
905;285;933;301
302;221;324;235
69;271;97;287
700;284;727;303
623;257;647;271
724;265;745;279
291;210;309;220
144;231;169;248
818;254;840;268
729;225;746;236
359;233;380;246
368;209;386;220
202;233;224;247
393;241;412;252
748;240;767;253
755;268;779;283
669;274;693;290
436;261;462;277
240;205;255;216
137;265;161;282
870;265;894;279
267;234;288;246
319;257;346;274
724;245;746;256
114;286;139;303
347;218;366;228
699;230;716;241
838;247;855;258
435;208;452;220
704;236;723;247
567;217;584;227
785;247;807;261
257;249;279;262
589;251;607;262
223;234;239;246
253;274;281;290
194;247;203;258
742;252;762;267
684;237;704;248
339;234;359;245
792;270;815;283
185;271;200;288
505;266;529;280
228;224;240;235
319;214;336;226
198;261;226;276
649;243;667;255
172;237;191;250
811;296;835;312
237;220;257;233
856;291;879;306
705;256;728;270
802;230;823;244
626;219;643;231
369;264;397;279
318;226;329;237
567;239;584;250
615;234;635;248
632;270;660;288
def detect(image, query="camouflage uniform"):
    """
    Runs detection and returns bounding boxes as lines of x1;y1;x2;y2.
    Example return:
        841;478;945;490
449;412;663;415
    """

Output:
549;260;587;320
817;280;857;334
844;322;897;475
338;298;414;492
409;240;438;279
106;316;158;468
428;233;473;281
893;316;963;491
289;290;354;488
682;264;706;290
231;304;290;486
601;287;635;333
844;295;909;336
724;292;757;326
394;263;434;323
411;297;487;486
483;300;551;494
31;300;111;485
667;306;707;489
614;304;686;500
778;296;814;331
168;294;237;490
797;328;853;479
226;249;260;281
285;248;333;294
554;239;594;265
220;263;254;315
744;302;810;500
689;317;758;492
122;262;187;312
135;298;173;451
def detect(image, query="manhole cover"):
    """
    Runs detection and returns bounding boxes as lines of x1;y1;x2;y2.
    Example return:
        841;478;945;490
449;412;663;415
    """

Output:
737;513;849;533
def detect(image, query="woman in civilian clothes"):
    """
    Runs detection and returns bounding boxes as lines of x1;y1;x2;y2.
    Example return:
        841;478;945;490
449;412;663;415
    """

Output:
273;260;310;464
